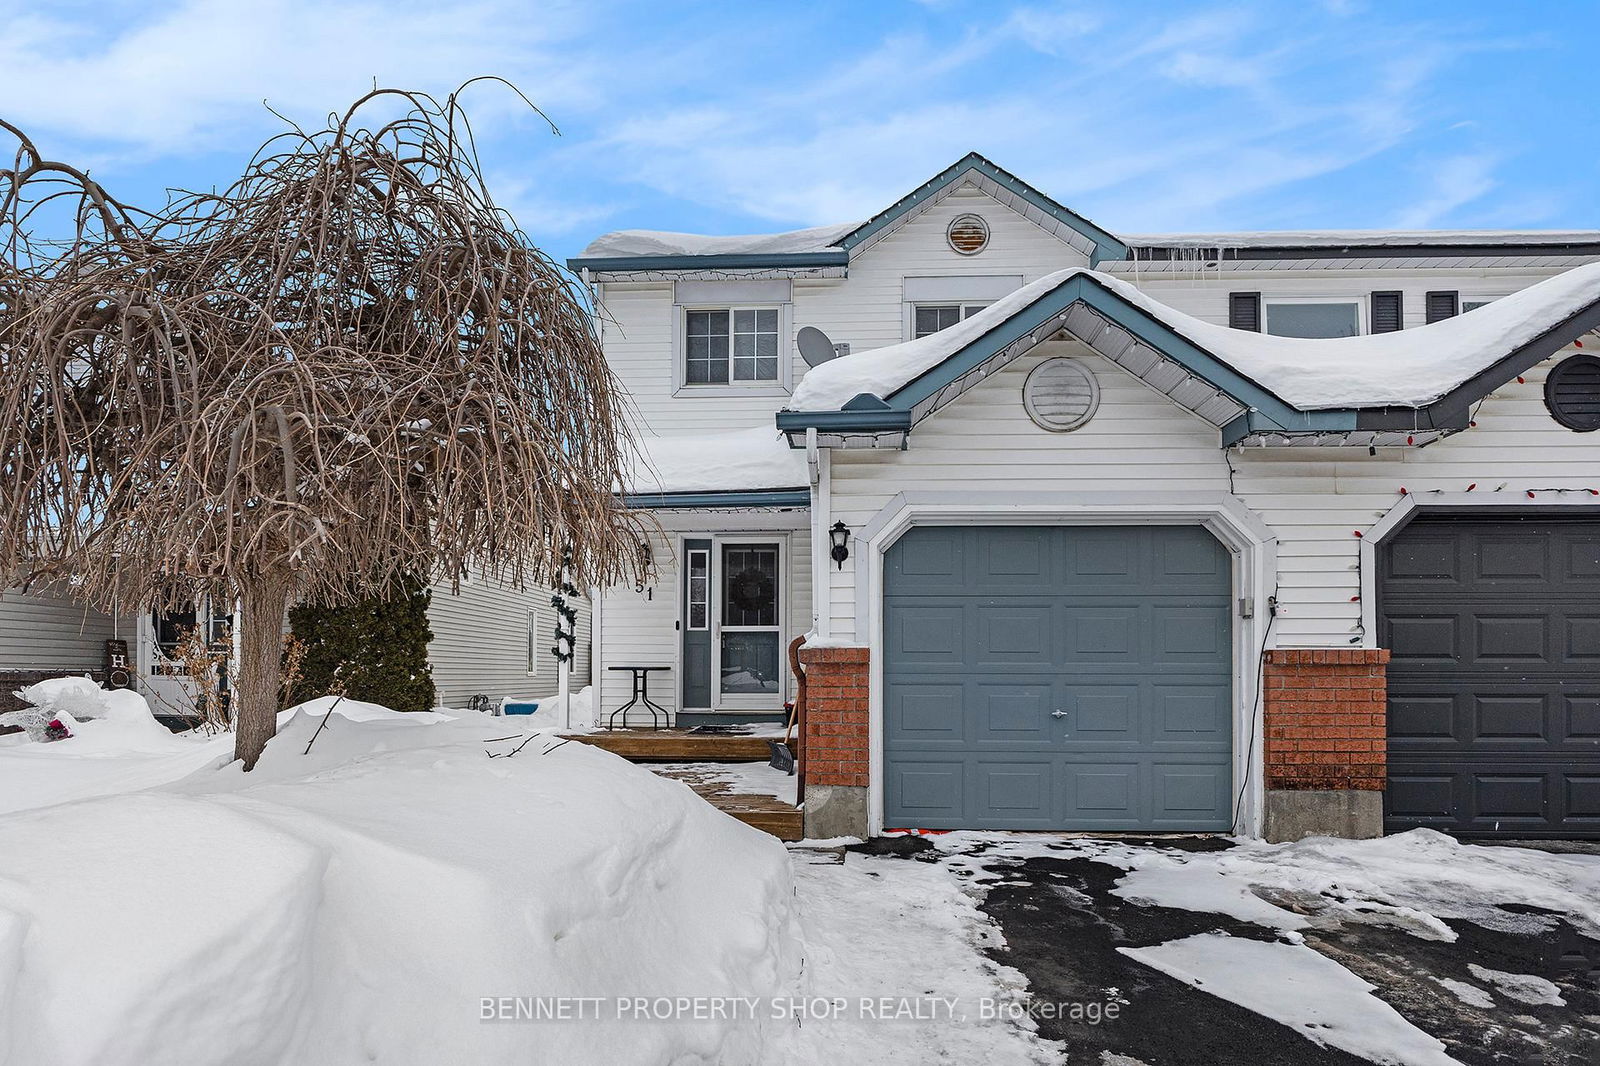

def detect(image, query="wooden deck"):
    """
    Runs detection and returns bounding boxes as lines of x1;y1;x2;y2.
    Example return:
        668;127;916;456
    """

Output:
562;728;775;762
649;766;804;841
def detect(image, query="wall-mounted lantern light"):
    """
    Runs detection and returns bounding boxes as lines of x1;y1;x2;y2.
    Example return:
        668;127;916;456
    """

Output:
829;521;850;570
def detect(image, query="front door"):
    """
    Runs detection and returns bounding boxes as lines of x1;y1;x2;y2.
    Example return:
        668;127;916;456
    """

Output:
138;600;233;721
714;541;785;710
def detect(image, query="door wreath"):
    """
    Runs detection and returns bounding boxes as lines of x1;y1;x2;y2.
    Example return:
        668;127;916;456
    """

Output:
728;567;774;614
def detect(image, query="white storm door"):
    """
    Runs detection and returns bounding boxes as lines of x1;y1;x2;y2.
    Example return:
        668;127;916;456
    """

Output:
712;540;785;710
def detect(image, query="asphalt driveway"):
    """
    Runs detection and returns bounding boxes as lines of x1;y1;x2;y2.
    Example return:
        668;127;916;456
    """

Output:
849;834;1600;1066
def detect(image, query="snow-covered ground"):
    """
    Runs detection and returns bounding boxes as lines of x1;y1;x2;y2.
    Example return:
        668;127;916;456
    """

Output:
0;690;799;1066
650;760;796;804
778;846;1061;1065
6;681;1597;1066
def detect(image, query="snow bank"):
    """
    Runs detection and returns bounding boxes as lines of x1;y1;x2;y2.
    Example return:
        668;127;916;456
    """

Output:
12;677;109;721
1121;934;1460;1066
0;687;223;815
493;685;598;732
0;707;800;1066
790;262;1600;411
285;693;455;724
580;222;857;259
626;426;807;495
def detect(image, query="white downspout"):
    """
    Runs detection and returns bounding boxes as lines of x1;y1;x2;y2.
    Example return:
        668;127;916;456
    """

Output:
589;585;604;730
807;428;830;641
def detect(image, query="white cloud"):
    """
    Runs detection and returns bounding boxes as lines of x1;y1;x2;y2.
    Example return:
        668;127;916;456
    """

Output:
1391;152;1500;228
0;0;1561;249
0;0;594;156
580;3;1494;233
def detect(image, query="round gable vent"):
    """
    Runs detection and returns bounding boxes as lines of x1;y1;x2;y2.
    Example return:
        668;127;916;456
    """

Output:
946;213;989;255
1544;353;1600;432
1023;357;1099;432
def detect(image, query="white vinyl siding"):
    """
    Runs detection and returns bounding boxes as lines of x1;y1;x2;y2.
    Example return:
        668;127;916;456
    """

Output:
0;585;128;672
820;345;1600;650
594;186;1087;435
586;178;1597;672
425;573;591;706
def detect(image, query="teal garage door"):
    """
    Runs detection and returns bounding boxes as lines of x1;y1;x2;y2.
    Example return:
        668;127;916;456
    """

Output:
883;525;1235;831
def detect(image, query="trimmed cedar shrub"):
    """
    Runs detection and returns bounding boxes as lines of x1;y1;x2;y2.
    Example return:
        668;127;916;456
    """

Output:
287;577;436;712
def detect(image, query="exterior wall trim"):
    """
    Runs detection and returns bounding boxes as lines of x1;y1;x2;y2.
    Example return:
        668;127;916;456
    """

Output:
850;489;1278;837
621;489;811;509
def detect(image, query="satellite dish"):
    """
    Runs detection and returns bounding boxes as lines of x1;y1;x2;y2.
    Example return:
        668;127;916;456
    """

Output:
797;325;841;368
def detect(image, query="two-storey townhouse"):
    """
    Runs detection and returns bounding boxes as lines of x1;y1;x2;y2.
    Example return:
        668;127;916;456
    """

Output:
575;153;1600;844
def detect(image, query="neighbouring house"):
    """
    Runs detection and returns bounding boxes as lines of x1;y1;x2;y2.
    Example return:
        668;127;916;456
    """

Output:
571;152;1600;843
0;575;591;718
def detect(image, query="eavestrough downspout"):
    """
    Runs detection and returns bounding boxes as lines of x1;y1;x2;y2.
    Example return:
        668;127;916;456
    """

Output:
806;428;830;642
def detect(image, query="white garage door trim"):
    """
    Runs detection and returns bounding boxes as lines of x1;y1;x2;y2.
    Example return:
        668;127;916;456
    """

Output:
856;490;1278;837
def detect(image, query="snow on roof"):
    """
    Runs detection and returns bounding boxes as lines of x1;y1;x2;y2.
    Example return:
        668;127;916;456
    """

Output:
579;222;859;260
625;426;808;495
790;271;1082;410
579;222;1600;261
1123;229;1600;250
790;262;1600;412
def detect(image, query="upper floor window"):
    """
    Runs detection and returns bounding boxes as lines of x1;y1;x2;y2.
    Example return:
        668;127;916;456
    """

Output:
685;307;780;384
1263;298;1361;339
913;303;989;339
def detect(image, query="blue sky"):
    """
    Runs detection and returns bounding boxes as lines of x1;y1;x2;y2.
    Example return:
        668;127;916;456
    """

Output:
3;0;1598;264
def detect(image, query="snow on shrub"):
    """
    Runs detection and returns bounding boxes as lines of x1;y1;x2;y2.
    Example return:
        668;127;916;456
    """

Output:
13;677;108;720
0;704;799;1065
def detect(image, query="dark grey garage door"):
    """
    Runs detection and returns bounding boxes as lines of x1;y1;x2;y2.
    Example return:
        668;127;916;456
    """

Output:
883;525;1234;831
1381;515;1600;838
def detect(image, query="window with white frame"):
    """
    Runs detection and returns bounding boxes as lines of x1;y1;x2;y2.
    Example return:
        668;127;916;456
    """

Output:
525;610;540;675
683;307;780;384
912;303;989;339
686;549;709;630
1263;298;1362;338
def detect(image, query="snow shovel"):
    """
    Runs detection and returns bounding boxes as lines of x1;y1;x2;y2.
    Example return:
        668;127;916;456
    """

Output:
768;701;797;774
768;636;805;774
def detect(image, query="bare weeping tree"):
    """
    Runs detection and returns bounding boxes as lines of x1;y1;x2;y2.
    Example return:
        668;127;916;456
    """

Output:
0;85;644;768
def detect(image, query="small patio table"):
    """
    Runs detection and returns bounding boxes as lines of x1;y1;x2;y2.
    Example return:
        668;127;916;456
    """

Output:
606;665;671;730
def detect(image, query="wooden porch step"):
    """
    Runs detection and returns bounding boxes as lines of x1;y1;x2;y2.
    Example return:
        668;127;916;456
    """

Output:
649;765;804;842
562;728;774;762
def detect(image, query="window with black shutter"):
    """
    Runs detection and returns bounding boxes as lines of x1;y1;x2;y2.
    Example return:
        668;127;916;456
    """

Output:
1370;291;1403;333
1229;292;1261;332
1425;291;1460;323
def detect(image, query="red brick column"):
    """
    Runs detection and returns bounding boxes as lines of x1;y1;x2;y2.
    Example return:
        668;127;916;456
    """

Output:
1264;649;1391;791
797;646;869;788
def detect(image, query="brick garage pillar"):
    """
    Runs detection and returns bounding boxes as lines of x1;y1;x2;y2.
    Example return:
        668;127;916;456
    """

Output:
1262;648;1391;842
797;645;869;840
